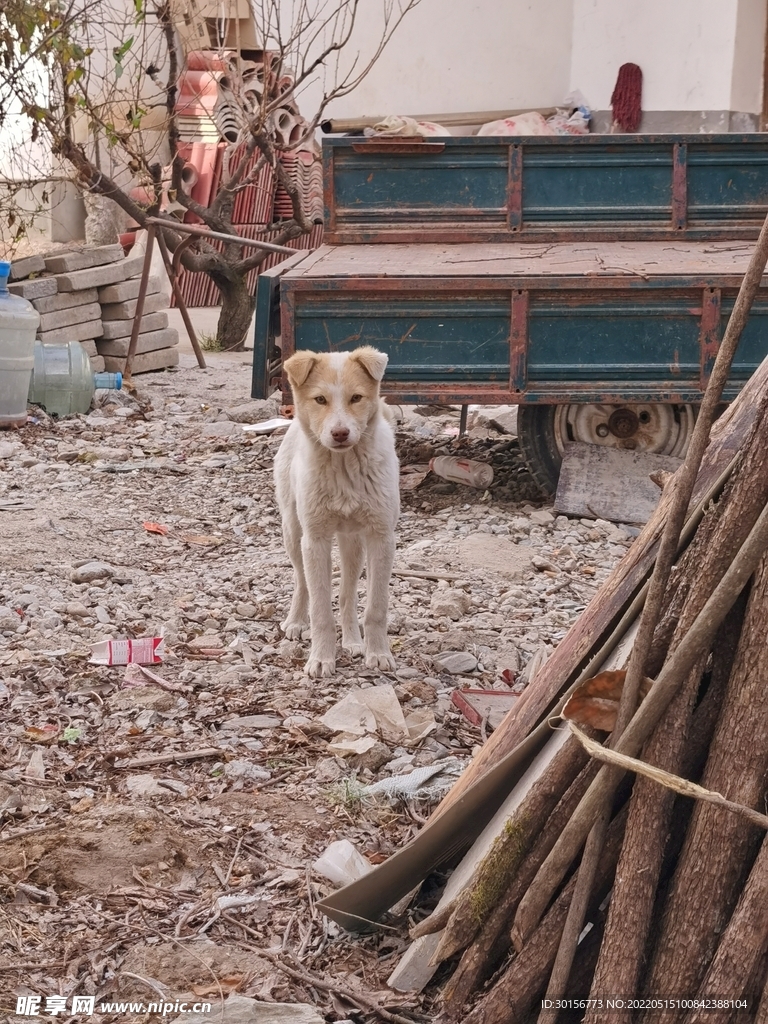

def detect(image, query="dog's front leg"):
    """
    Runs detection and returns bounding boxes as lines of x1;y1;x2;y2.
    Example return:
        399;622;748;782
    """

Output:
301;532;336;678
279;510;309;639
338;532;365;657
364;531;396;671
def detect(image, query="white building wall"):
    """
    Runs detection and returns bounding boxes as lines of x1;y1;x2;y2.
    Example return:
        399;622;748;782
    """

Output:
305;0;576;122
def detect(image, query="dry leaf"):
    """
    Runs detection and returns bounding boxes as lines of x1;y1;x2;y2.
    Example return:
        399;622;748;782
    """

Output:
143;521;169;536
24;724;60;744
181;534;223;547
191;977;243;996
562;670;653;733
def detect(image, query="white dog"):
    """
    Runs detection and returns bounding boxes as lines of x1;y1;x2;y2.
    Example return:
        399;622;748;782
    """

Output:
274;346;400;679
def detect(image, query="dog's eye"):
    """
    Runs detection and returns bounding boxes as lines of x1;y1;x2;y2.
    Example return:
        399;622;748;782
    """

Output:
314;396;327;405
350;394;363;404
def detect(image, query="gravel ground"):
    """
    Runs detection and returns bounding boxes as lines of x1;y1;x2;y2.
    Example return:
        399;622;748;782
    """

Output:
0;350;634;1022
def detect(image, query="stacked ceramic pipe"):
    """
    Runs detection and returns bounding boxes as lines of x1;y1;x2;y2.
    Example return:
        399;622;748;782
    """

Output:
170;49;324;307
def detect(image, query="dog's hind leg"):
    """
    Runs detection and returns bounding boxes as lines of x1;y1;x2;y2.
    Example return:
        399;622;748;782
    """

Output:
280;509;310;640
302;532;337;678
363;532;396;671
338;532;365;658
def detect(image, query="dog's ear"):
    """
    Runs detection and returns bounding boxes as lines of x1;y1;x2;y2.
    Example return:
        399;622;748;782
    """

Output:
351;346;388;382
283;351;318;389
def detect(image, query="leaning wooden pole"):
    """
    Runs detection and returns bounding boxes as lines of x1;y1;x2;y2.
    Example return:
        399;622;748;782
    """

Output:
517;212;768;953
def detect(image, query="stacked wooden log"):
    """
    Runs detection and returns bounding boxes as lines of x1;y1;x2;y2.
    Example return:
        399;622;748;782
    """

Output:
406;232;768;1022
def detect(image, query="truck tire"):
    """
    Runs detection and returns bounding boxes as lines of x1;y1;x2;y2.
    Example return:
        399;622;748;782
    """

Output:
517;403;697;495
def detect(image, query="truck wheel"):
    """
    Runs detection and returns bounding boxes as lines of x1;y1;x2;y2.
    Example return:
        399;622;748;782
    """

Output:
517;403;697;495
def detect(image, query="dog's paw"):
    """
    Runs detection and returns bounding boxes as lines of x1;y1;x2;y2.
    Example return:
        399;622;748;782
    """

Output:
305;655;336;678
281;618;309;640
365;651;396;671
342;640;365;658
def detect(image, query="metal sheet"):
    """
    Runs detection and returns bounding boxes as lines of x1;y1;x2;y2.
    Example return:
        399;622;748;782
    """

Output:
324;135;768;244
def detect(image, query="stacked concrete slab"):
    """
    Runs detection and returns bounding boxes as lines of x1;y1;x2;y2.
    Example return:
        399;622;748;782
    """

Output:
8;245;179;375
96;273;179;374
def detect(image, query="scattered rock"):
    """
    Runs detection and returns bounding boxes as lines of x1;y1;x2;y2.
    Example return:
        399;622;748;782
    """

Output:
433;651;478;675
430;588;472;620
174;996;324;1024
529;509;555;525
71;561;114;583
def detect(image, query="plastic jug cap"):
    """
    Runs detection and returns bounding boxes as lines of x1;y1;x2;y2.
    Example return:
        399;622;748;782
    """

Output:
0;261;10;279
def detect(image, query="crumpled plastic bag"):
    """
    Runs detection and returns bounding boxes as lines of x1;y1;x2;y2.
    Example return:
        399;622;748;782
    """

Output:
478;111;555;136
363;758;465;803
365;114;451;138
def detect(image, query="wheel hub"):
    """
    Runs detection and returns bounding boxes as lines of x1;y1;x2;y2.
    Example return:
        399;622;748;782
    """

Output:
607;407;640;439
552;403;696;458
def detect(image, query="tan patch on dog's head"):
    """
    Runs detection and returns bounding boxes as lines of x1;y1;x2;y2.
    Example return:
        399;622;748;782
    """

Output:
284;347;388;451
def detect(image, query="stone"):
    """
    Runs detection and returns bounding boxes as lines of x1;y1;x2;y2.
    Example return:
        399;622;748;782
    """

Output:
32;288;99;314
235;603;258;618
9;255;45;280
100;290;167;320
38;319;103;345
201;421;240;438
433;651;478;674
430;588;472;620
102;348;179;375
529;509;555;525
127;774;188;798
223;760;271;781
65;601;90;618
80;339;97;357
221;714;282;731
532;556;557;571
225;400;281;423
173;995;324;1024
90;355;106;373
71;561;114;583
96;327;179;357
55;254;143;292
43;244;124;274
8;277;58;301
98;274;160;304
38;302;102;333
0;440;23;459
98;310;169;339
489;407;518;435
0;606;20;631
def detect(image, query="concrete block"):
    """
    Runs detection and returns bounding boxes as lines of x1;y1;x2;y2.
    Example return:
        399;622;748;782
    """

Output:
97;327;179;357
100;290;167;320
8;277;58;300
90;355;106;373
98;311;169;339
32;288;99;314
38;302;102;333
80;339;98;357
9;255;45;281
99;275;161;304
38;319;103;344
55;254;143;292
43;243;125;274
103;347;180;375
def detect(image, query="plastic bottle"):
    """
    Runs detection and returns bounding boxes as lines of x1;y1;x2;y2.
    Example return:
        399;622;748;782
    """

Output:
28;340;122;417
430;455;494;489
0;261;39;428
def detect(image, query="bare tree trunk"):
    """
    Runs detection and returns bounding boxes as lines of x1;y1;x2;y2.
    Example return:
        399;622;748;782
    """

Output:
682;836;768;1024
642;552;768;1020
213;272;257;352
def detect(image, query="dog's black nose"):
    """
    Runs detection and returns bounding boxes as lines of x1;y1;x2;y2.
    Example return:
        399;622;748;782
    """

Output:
332;428;350;443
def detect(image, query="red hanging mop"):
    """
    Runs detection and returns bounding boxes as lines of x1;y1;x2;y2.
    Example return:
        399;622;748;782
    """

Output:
611;62;643;132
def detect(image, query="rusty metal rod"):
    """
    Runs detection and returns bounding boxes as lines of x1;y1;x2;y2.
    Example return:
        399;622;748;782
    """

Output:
145;216;297;255
155;229;206;370
124;224;155;380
